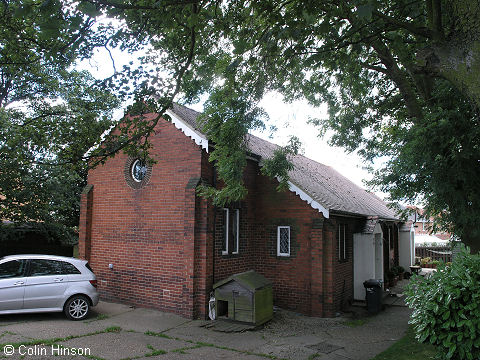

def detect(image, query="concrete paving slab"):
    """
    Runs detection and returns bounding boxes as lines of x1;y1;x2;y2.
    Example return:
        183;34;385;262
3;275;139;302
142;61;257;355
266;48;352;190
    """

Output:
166;320;324;359
1;316;111;339
165;322;268;353
104;307;191;333
254;343;319;360
138;345;267;360
0;332;32;345
90;301;134;317
3;353;79;360
334;339;398;360
0;298;413;360
59;329;193;360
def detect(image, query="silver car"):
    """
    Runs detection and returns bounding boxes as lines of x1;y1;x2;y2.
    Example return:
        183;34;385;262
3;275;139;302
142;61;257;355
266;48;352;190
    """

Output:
0;254;99;320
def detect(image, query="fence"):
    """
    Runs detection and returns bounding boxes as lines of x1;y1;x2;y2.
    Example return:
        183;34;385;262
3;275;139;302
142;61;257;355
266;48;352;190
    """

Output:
415;246;452;263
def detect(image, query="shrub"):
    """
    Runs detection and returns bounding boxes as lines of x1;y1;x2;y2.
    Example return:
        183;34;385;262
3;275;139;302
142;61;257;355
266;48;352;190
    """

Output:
391;266;399;276
405;249;480;359
420;257;431;266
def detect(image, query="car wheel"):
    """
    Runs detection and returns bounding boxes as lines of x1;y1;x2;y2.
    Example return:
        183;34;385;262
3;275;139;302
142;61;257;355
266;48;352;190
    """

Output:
64;295;90;321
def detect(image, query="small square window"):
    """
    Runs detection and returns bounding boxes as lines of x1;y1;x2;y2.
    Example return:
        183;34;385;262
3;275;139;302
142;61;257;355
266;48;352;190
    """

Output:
277;226;290;257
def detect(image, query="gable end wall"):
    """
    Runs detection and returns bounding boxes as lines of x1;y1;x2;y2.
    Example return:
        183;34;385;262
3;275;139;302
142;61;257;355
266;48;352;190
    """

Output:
80;115;203;318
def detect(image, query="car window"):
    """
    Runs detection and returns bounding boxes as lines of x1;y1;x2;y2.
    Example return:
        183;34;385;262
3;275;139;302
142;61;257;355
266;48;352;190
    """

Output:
85;263;95;274
62;261;81;275
28;259;65;276
0;260;25;279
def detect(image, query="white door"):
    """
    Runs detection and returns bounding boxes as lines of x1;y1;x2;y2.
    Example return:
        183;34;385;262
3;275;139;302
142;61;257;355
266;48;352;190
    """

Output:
374;233;383;281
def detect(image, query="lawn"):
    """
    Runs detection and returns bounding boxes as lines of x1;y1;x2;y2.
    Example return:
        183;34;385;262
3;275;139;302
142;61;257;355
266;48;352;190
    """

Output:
371;326;437;360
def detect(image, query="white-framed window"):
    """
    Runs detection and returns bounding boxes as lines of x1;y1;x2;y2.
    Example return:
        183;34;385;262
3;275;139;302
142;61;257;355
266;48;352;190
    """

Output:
337;224;347;261
389;226;394;249
231;209;239;254
222;208;229;255
222;208;240;255
277;226;290;257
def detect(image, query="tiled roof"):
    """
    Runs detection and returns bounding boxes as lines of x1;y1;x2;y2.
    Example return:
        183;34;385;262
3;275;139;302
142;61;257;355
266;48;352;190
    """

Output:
170;103;398;220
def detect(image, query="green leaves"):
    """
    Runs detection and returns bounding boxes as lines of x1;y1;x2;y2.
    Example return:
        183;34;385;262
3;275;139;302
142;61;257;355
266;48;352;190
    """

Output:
0;0;118;236
405;249;480;359
261;136;300;192
196;84;267;206
356;4;375;20
77;2;101;17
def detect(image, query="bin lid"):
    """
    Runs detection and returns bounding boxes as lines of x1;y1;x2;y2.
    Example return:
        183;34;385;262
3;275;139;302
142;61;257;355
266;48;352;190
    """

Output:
363;279;383;287
213;270;272;291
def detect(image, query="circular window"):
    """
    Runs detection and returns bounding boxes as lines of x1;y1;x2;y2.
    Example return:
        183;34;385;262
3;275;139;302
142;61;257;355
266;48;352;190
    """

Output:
124;157;152;189
131;159;147;182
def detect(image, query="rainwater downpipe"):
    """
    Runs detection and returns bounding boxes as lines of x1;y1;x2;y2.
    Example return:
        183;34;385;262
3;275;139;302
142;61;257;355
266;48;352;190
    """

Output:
212;160;217;284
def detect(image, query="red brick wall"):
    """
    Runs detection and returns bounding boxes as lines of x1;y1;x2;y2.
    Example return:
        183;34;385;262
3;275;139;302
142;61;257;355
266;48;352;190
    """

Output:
80;117;365;319
331;216;360;313
251;167;331;316
193;153;214;318
210;159;257;283
80;114;204;318
202;158;356;318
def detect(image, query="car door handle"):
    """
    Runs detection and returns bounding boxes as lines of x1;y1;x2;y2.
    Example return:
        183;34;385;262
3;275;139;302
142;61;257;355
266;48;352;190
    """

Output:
14;281;24;285
54;278;64;282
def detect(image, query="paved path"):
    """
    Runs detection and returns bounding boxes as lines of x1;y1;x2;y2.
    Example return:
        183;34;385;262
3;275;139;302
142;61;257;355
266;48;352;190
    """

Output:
0;301;411;360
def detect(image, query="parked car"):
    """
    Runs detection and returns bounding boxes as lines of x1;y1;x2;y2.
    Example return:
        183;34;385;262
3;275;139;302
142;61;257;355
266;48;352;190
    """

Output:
0;254;99;320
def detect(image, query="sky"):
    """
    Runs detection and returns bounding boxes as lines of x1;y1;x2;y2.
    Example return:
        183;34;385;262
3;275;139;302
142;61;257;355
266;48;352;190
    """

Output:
80;38;378;196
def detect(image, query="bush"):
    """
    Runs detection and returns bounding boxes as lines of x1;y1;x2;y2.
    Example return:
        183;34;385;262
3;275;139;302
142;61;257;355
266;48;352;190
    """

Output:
405;249;480;359
420;257;431;266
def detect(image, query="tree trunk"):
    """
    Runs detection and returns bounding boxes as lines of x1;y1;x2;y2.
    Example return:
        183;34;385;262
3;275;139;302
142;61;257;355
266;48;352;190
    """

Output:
461;234;480;255
427;0;480;108
433;39;480;109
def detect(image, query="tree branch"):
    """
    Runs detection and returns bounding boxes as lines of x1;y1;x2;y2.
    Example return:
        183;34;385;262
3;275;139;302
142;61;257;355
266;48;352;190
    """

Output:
84;0;200;11
429;0;444;41
361;62;388;74
372;9;433;38
371;41;423;120
86;2;200;169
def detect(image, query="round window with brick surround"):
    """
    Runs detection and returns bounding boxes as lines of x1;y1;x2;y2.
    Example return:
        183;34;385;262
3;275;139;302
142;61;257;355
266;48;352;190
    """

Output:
131;159;147;182
124;157;152;189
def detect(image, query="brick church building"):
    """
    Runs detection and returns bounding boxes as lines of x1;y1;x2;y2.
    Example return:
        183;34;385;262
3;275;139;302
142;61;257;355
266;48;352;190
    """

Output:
79;104;410;319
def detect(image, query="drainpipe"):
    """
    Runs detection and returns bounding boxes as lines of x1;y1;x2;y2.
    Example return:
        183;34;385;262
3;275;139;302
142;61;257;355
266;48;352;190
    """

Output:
212;161;217;284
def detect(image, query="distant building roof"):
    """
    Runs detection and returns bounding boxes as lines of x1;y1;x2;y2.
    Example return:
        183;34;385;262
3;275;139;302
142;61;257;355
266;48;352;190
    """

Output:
169;103;398;220
415;234;450;246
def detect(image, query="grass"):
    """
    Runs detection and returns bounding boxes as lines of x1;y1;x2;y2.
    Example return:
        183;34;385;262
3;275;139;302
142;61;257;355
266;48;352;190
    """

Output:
344;318;368;327
143;331;280;359
144;331;172;339
370;327;437;360
144;345;167;357
84;314;110;323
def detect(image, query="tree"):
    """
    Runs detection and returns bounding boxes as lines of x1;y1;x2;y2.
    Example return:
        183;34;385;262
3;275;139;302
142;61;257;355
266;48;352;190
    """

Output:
0;0;118;236
5;1;477;251
90;0;479;252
